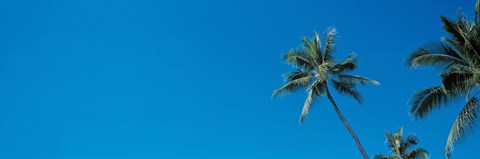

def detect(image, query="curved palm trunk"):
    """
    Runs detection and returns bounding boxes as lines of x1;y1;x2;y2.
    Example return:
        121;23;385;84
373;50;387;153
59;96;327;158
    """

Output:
325;84;369;159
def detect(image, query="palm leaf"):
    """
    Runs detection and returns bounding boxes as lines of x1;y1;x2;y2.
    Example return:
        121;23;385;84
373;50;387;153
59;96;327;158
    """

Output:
336;74;380;85
322;27;337;62
283;71;311;82
272;72;313;98
331;80;362;103
313;31;323;59
442;15;480;64
401;134;419;153
332;53;358;73
445;97;480;159
441;16;465;46
440;69;478;94
407;148;429;159
378;128;429;159
311;79;326;96
301;37;319;64
406;43;468;68
299;89;315;123
409;86;450;119
283;49;315;70
384;130;400;155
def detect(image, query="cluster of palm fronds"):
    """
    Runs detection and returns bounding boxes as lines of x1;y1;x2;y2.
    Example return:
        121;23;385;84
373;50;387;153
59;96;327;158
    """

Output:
374;128;429;159
273;0;480;158
272;28;379;123
406;1;480;158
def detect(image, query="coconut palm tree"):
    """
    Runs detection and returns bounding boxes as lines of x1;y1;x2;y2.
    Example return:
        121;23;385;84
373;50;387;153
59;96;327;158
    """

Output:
272;27;379;159
406;1;480;158
373;128;429;159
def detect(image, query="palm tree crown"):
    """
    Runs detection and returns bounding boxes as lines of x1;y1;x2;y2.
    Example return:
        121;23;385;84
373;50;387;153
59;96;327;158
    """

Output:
272;27;379;122
373;128;429;159
406;1;480;158
273;27;379;159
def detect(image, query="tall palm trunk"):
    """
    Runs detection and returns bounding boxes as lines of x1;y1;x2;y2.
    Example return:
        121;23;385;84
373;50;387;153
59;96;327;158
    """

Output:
325;83;369;159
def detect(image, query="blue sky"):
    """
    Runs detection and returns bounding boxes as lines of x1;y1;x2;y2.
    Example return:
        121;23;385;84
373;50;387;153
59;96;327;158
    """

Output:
0;0;478;158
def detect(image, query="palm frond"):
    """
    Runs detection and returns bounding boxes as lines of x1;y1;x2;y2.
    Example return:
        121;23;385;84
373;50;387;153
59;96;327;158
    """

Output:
283;49;315;70
384;130;400;155
406;43;468;68
445;97;480;159
441;16;465;47
402;134;420;152
283;70;311;82
332;53;358;73
407;147;429;159
311;79;326;96
441;15;480;65
272;72;313;98
322;27;337;62
379;128;428;159
409;86;450;119
301;37;320;64
331;80;362;103
299;80;326;123
336;74;380;85
299;89;315;123
440;69;478;94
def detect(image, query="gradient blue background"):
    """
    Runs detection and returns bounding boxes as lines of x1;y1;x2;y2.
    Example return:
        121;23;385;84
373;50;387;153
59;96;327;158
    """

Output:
0;0;478;158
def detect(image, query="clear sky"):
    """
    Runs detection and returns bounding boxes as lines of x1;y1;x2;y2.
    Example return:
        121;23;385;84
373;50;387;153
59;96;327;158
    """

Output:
0;0;478;158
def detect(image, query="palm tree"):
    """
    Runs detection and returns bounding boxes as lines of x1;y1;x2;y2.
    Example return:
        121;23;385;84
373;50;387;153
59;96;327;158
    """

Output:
272;27;379;159
406;1;480;158
373;128;429;159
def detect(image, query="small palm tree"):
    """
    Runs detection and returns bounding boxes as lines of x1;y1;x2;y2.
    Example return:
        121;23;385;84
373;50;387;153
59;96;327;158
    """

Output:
373;128;429;159
406;1;480;158
273;27;379;159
